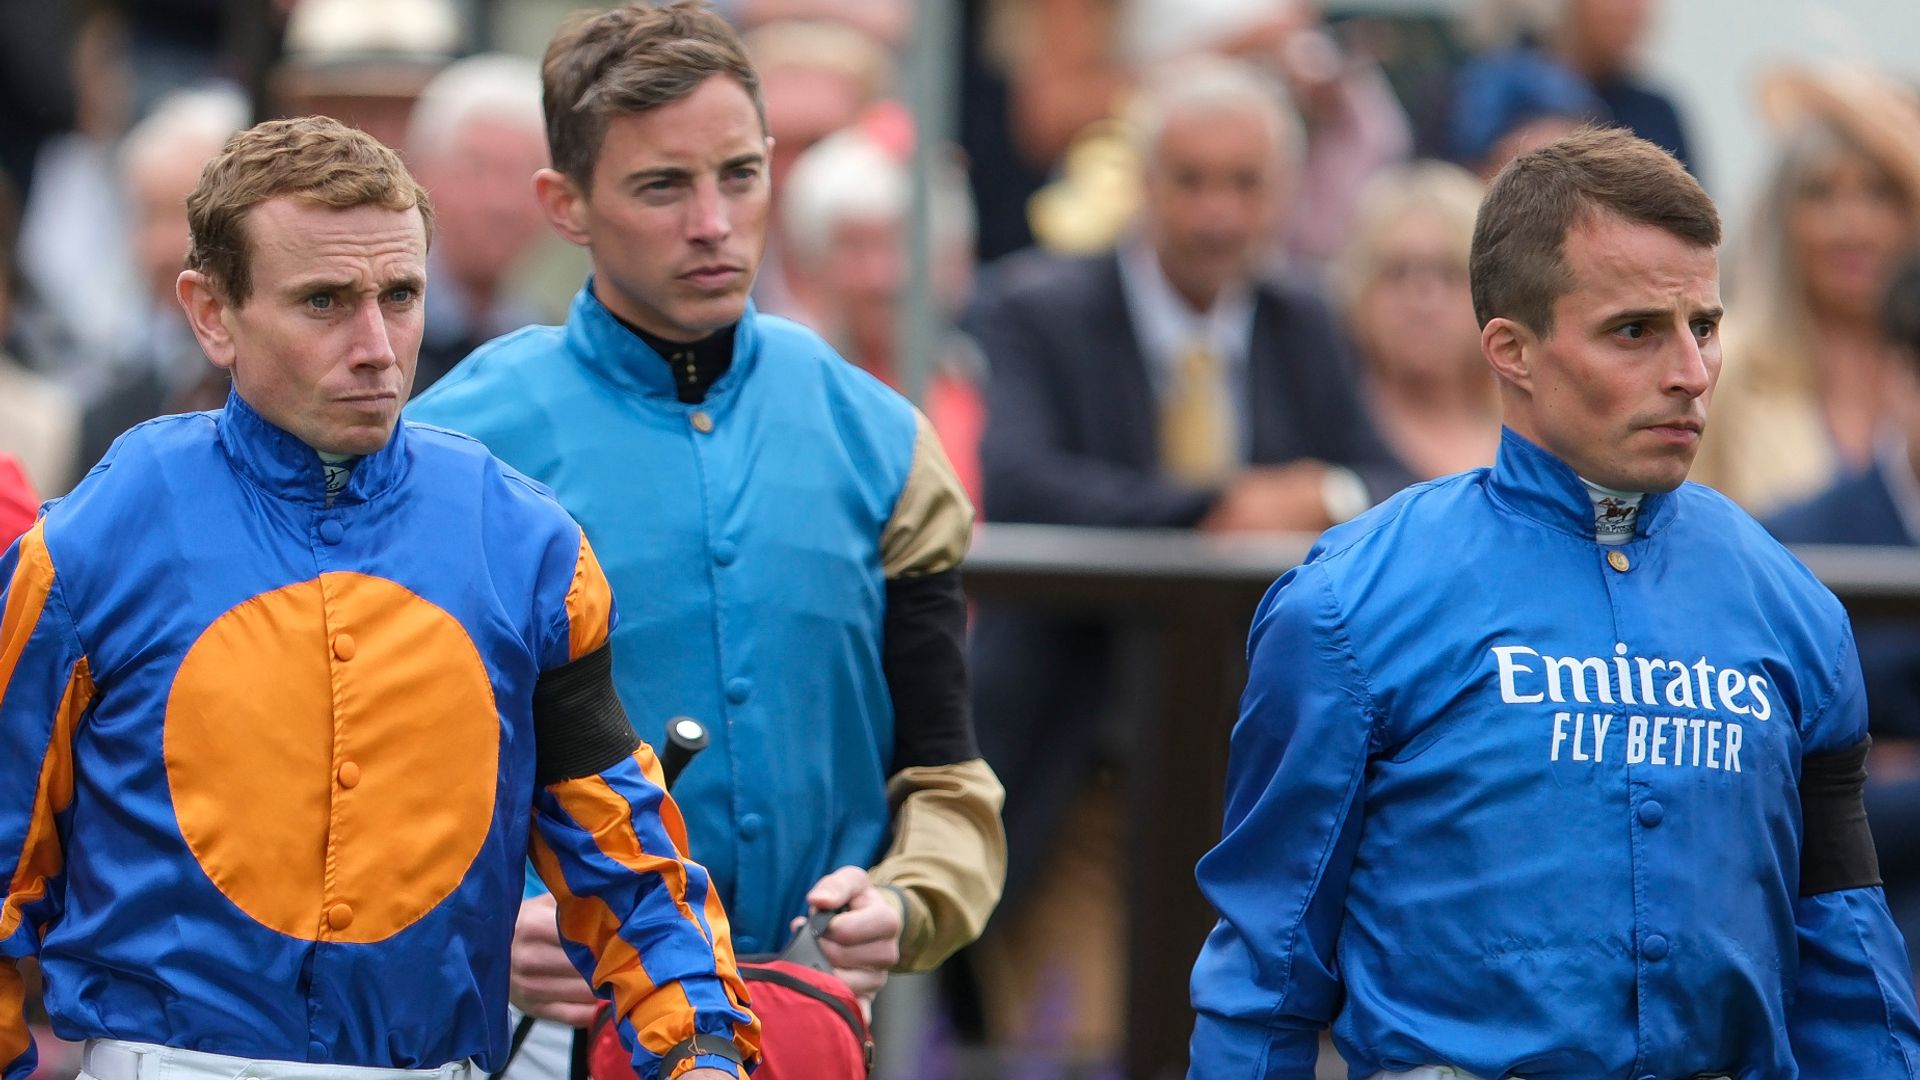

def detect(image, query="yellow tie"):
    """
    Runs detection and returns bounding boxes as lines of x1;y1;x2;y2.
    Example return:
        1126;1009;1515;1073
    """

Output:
1159;341;1233;485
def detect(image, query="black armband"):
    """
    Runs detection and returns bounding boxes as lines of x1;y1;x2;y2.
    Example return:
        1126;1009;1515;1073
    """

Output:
885;569;978;769
1800;739;1882;896
657;1033;745;1075
533;644;641;786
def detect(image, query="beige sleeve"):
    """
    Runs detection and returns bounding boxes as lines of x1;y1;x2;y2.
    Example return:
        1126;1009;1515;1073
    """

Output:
869;758;1008;972
880;410;974;579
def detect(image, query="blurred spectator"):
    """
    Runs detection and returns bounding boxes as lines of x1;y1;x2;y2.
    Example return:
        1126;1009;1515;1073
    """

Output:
404;53;549;393
735;0;908;47
780;123;986;502
0;177;82;498
0;454;34;549
1448;47;1605;180
0;0;78;202
1694;66;1920;515
15;6;140;376
958;0;1122;261
1452;0;1693;177
1334;160;1495;479
964;53;1406;1061
1022;0;1413;269
1540;0;1693;174
985;0;1126;181
114;0;238;117
743;18;895;314
747;19;894;186
1765;251;1920;976
1125;0;1413;268
74;86;246;479
270;0;458;150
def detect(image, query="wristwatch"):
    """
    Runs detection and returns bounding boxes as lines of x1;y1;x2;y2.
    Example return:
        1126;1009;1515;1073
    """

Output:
1320;465;1371;524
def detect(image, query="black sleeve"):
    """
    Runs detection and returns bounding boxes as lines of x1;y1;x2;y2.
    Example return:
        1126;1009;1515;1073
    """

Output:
885;568;979;770
532;643;642;786
1801;739;1883;896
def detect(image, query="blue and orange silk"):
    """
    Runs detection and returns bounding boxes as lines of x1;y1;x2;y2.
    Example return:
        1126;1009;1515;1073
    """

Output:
0;392;757;1080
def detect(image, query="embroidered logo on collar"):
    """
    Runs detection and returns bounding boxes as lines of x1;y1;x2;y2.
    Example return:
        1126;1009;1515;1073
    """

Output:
1595;495;1638;540
322;461;354;500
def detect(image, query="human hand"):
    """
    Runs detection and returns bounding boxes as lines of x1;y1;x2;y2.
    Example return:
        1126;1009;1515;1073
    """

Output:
509;893;600;1027
794;866;903;1015
1199;462;1337;533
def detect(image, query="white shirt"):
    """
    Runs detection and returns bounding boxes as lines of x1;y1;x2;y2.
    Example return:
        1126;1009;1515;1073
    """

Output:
1116;236;1257;463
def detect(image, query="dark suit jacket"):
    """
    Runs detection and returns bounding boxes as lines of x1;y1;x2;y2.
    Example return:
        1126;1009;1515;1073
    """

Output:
1766;464;1920;743
1766;462;1920;955
964;248;1409;906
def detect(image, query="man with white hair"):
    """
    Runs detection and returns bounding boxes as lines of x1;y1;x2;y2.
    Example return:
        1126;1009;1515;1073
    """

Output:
75;86;248;473
778;123;986;499
965;51;1406;1056
405;53;553;392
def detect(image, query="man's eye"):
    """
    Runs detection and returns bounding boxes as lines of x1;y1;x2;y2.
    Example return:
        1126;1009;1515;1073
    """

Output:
308;294;334;310
1615;323;1646;340
1692;320;1716;341
387;288;415;304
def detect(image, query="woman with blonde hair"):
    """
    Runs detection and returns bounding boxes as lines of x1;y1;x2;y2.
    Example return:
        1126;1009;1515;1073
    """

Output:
1335;159;1498;479
1694;66;1920;514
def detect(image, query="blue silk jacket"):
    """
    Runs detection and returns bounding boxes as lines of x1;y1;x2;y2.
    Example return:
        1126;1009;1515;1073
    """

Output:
410;287;926;955
1190;429;1920;1079
0;393;757;1080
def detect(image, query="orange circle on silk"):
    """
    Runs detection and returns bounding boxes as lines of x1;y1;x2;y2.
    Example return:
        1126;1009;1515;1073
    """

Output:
164;572;499;944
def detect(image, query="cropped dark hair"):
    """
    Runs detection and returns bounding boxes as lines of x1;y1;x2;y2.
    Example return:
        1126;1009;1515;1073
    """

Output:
1471;126;1719;335
542;0;765;187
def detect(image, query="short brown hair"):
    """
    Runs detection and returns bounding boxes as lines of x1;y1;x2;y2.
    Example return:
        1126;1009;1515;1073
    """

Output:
185;116;433;304
1470;126;1719;334
542;0;765;187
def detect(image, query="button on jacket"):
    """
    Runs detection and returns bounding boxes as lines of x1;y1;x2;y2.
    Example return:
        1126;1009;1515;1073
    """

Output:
0;393;756;1080
410;286;994;958
1190;429;1920;1079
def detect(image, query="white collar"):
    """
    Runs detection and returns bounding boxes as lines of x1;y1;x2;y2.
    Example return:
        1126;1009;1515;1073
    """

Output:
1117;235;1256;386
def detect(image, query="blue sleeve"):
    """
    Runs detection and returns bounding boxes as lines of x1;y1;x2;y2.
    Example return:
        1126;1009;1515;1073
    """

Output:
1789;624;1920;1077
0;525;93;1080
529;749;759;1079
1189;564;1373;1080
1791;889;1920;1077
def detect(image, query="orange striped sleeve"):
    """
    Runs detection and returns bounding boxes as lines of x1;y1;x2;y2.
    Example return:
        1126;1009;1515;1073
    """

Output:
530;833;687;1058
2;524;91;940
531;746;758;1070
0;524;56;716
565;532;614;662
0;659;90;941
1;523;93;1076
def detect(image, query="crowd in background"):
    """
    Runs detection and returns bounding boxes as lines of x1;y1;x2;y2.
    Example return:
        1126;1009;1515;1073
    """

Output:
5;0;1920;1078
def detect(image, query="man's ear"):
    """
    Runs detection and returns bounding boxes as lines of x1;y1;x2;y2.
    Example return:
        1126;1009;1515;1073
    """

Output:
177;270;237;371
534;167;592;248
1482;316;1535;390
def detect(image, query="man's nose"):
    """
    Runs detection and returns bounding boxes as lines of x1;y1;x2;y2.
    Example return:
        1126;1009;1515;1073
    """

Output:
347;299;398;369
1667;331;1711;397
687;182;732;245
